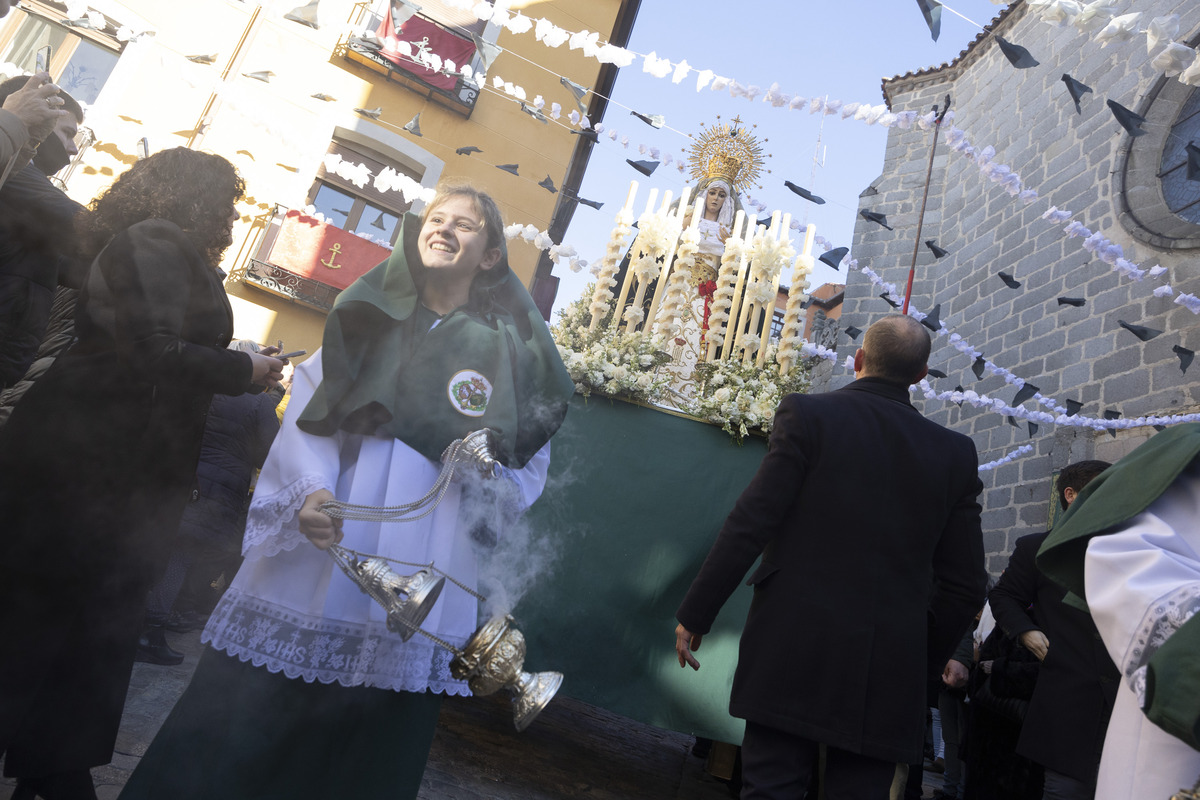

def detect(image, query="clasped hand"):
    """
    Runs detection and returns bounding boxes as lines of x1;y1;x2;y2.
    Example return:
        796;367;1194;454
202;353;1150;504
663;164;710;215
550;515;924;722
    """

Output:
299;489;343;550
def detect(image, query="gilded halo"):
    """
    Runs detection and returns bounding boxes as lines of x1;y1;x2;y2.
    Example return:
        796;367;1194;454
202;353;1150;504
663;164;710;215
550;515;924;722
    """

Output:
686;116;767;194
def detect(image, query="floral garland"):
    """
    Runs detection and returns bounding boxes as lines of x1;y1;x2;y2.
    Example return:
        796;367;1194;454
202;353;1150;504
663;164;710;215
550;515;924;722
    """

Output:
552;287;672;403
689;349;811;444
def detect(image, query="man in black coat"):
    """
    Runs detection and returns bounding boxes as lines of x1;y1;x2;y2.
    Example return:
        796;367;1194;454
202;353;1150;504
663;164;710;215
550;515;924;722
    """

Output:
675;314;987;799
0;81;87;389
988;459;1118;800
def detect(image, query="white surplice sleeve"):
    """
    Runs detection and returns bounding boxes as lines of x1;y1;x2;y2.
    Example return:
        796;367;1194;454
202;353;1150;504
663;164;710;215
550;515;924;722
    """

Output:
242;349;343;558
1084;462;1200;708
1083;463;1200;800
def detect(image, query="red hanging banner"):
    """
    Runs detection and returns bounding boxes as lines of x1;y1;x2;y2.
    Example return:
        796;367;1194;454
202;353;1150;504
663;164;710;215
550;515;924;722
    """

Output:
375;8;476;91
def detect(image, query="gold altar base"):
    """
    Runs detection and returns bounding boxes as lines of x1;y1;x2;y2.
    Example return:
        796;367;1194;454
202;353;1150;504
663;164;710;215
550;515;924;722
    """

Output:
451;614;564;732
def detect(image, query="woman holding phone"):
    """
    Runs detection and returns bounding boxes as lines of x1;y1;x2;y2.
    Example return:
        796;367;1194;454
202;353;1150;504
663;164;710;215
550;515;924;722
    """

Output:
0;148;284;800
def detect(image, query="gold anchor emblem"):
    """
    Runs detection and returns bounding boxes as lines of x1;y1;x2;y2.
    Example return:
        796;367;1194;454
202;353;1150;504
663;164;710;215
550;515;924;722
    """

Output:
321;242;343;269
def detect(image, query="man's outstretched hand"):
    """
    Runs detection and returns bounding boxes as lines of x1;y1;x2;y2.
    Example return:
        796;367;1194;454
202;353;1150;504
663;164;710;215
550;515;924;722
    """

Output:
675;623;703;671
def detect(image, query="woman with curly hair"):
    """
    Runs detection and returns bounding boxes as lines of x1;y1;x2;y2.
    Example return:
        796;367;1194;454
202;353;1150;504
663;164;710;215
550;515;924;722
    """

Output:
0;147;284;800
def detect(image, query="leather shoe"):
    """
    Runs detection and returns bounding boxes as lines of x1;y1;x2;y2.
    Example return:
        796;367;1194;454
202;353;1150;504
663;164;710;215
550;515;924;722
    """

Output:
136;626;184;666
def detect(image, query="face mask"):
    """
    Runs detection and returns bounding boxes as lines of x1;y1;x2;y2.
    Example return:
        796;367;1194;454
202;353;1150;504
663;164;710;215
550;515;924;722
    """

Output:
33;133;72;176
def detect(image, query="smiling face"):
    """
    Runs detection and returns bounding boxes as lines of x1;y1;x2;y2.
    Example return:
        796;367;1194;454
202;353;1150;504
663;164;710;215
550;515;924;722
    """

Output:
418;194;501;286
704;184;728;220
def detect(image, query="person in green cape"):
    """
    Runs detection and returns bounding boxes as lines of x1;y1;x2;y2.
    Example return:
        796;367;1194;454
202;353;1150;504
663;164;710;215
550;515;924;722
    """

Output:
1036;423;1200;800
119;182;573;800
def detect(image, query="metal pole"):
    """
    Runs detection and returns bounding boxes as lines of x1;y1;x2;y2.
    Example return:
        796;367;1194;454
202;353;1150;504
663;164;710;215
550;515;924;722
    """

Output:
902;95;951;315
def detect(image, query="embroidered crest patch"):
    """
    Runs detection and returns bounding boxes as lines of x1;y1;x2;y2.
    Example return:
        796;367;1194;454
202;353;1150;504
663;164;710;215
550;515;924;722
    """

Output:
448;370;492;417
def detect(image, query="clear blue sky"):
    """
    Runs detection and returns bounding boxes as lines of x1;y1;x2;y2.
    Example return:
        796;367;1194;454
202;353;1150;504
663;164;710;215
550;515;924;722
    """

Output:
552;0;1008;318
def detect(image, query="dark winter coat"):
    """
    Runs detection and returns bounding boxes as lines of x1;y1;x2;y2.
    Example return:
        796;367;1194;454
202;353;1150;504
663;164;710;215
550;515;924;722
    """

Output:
676;377;987;763
0;163;88;388
989;531;1119;781
179;391;279;553
0;219;255;777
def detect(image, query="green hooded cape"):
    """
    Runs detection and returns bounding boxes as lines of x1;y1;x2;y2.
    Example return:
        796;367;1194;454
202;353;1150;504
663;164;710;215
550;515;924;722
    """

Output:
1037;422;1200;748
296;212;573;469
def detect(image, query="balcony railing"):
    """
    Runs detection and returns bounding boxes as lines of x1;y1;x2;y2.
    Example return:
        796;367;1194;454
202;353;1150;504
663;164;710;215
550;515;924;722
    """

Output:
340;2;481;117
232;205;393;312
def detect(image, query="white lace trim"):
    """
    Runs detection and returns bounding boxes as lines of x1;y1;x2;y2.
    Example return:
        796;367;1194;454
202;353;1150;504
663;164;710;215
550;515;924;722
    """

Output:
1125;581;1200;709
242;474;331;558
202;587;472;696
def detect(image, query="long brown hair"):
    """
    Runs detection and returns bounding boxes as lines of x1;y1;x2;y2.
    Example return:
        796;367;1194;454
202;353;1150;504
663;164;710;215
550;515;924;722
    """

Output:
76;148;245;266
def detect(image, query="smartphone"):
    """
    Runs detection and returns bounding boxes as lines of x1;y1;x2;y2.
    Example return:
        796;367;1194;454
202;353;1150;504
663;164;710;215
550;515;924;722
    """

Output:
35;45;50;74
137;137;149;160
278;350;306;359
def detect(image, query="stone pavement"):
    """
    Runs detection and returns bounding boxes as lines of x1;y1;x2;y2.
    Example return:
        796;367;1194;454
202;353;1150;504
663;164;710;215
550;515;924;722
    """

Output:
0;626;732;800
0;627;946;799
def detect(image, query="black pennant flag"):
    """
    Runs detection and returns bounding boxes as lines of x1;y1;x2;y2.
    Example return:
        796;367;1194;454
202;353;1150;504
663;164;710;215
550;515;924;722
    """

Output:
921;303;942;332
1061;74;1092;114
1057;297;1086;307
785;181;825;204
1174;344;1194;373
819;247;848;269
925;240;949;259
996;36;1039;69
972;356;986;380
1065;399;1083;417
998;272;1022;289
1186;142;1200;182
626;159;659;177
1108;100;1148;137
1118;320;1163;341
927;368;947;379
861;210;893;230
845;325;863;340
1013;383;1038;406
915;0;942;41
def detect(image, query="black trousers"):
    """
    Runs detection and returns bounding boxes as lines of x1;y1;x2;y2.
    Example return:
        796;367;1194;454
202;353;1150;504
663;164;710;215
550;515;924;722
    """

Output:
740;721;897;799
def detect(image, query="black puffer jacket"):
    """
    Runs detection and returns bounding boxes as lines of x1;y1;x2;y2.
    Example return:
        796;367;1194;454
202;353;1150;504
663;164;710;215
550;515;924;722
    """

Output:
178;390;280;552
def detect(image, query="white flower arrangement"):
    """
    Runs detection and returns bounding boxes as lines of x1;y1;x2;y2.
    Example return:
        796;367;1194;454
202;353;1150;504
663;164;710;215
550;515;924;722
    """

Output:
553;287;672;403
689;349;812;444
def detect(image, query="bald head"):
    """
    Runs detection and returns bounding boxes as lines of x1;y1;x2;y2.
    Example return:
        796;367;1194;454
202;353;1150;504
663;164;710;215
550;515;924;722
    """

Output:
856;315;931;385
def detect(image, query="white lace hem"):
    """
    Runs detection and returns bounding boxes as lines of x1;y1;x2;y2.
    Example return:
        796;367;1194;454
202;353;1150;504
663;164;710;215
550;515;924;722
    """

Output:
1124;581;1200;709
242;474;332;558
202;587;473;696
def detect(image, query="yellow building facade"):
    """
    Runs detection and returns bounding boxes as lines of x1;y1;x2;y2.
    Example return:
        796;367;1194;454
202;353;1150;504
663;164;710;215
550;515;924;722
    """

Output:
0;0;639;358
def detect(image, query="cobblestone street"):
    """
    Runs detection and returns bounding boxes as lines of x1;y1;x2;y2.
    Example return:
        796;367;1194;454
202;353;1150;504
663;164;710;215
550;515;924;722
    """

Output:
0;626;944;799
0;627;734;800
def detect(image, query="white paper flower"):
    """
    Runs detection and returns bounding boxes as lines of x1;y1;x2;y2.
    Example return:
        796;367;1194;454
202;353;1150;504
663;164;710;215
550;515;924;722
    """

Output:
1146;15;1180;52
1153;43;1197;78
1095;12;1142;47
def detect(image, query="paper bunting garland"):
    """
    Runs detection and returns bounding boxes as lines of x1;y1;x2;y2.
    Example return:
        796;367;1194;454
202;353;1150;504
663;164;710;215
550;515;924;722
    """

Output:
784;181;825;204
455;145;482;156
819;247;849;269
925;240;949;259
402;114;422;136
538;175;557;193
998;272;1021;289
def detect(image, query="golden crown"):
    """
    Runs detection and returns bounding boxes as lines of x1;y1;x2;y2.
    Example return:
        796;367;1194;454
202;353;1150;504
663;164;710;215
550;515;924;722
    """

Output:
686;116;767;194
